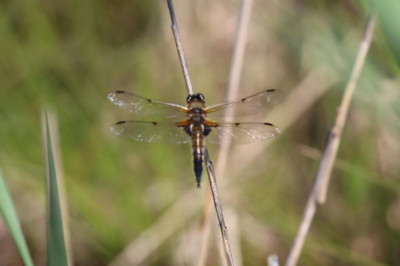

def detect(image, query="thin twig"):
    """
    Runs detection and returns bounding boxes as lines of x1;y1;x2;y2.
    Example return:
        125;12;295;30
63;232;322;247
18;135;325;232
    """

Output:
166;0;237;263
317;14;377;203
226;0;254;103
285;14;376;266
204;148;235;266
166;0;194;95
198;0;253;265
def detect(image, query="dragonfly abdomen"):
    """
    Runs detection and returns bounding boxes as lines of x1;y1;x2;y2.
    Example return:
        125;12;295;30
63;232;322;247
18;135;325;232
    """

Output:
190;125;205;187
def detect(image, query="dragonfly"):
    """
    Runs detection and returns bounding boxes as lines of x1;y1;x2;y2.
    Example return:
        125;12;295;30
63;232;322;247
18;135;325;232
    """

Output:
108;90;280;187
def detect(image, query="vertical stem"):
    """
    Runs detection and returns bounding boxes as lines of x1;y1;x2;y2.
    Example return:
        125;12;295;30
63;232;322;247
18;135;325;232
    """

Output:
285;14;376;266
204;148;235;266
317;14;377;203
225;0;254;103
166;0;194;95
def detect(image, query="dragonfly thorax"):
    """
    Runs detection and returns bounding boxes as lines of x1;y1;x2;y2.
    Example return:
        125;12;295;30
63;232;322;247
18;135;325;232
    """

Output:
189;108;206;123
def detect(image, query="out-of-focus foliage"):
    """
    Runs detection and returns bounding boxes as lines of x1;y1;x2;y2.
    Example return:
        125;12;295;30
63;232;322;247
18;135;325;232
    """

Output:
0;0;399;265
0;169;34;266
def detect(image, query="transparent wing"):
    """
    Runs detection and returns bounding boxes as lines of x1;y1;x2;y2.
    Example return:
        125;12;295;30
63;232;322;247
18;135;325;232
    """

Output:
205;121;280;144
205;90;280;119
108;91;189;120
110;121;191;144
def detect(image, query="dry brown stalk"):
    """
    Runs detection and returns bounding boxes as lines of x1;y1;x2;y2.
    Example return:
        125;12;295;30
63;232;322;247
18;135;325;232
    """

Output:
204;148;235;266
167;0;194;95
284;14;377;266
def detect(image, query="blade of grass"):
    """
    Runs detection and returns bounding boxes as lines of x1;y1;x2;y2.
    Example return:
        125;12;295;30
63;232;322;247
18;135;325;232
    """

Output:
46;111;72;264
42;110;68;266
0;169;34;266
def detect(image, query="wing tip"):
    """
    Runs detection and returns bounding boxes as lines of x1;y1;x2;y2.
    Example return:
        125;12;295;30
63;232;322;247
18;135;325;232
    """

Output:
263;122;281;136
107;92;116;102
109;123;123;137
107;90;126;102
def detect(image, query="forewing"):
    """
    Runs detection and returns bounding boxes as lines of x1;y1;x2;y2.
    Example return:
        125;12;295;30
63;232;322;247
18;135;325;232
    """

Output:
205;122;280;144
108;91;188;120
110;121;191;144
205;90;280;119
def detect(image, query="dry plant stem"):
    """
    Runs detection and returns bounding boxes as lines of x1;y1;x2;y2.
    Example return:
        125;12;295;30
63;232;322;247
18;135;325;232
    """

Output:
204;148;235;266
226;0;254;102
224;208;243;265
167;0;194;95
284;14;376;266
317;14;377;203
198;0;253;265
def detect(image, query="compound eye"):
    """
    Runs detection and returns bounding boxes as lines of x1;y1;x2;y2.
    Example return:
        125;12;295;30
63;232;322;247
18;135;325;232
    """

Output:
199;94;205;101
186;95;193;103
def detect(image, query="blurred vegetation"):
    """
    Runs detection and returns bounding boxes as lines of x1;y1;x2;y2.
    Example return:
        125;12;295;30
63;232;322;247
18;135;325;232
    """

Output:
0;0;399;265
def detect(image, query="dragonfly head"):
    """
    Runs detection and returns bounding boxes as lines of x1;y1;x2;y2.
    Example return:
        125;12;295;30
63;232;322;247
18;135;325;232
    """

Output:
186;93;205;104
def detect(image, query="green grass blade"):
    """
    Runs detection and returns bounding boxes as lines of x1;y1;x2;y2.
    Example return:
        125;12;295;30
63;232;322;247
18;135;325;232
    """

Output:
42;111;68;266
0;169;34;266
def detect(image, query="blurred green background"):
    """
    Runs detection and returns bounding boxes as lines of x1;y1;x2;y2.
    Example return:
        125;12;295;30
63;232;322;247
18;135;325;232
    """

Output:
0;0;399;265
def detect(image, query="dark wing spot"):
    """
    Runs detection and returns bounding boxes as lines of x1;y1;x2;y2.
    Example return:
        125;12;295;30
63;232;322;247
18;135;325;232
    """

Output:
241;97;247;103
266;89;276;92
116;90;125;93
116;121;126;124
147;98;152;103
152;122;157;125
235;122;240;126
264;122;273;126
